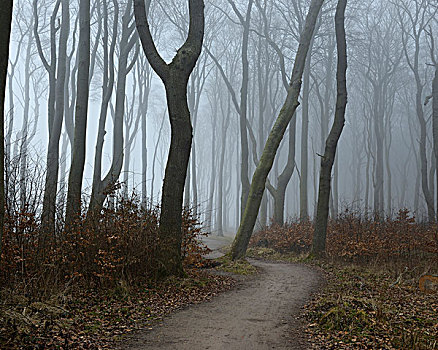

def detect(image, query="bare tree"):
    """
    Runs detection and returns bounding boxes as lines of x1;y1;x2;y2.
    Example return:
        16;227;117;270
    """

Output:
89;0;137;212
65;0;90;228
312;0;348;255
231;0;325;260
134;0;205;276
396;0;436;221
426;27;438;218
0;0;13;261
40;0;69;233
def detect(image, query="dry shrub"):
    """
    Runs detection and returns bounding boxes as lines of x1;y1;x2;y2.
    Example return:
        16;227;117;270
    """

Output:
0;194;211;295
250;209;438;264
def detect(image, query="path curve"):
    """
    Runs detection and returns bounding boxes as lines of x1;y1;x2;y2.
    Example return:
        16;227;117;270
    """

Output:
124;259;322;349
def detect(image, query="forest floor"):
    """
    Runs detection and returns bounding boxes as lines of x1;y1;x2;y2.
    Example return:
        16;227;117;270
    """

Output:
0;235;323;349
122;258;322;350
247;248;438;350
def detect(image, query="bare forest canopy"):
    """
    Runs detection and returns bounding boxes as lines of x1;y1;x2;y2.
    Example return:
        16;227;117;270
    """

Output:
3;0;438;235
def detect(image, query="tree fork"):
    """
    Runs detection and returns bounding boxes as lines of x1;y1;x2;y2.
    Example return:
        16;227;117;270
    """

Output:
134;0;204;276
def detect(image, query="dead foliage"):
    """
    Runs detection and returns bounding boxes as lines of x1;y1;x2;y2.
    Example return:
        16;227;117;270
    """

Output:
249;209;438;350
304;262;438;350
0;270;235;349
250;209;438;264
0;189;219;349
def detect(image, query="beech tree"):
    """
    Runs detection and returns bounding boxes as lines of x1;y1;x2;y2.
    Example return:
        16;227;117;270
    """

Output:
426;27;438;218
0;0;13;260
134;0;205;276
37;0;70;233
231;0;325;260
312;0;348;255
396;0;436;221
65;0;90;227
255;0;298;226
89;0;138;213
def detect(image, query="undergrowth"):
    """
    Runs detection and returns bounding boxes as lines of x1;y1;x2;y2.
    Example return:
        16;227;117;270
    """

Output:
0;182;217;348
215;254;258;275
248;211;438;350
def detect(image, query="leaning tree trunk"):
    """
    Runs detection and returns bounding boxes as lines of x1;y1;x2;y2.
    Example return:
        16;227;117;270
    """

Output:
0;0;13;261
312;0;348;255
230;0;325;260
134;0;204;277
65;0;91;228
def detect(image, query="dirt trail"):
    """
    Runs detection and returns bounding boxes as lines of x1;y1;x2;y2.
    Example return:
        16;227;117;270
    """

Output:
124;258;322;349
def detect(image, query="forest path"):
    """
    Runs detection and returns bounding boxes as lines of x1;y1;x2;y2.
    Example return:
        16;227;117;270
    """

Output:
124;253;322;350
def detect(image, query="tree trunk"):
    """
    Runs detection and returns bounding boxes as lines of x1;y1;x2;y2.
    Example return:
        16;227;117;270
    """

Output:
89;0;136;212
216;100;231;236
269;116;297;226
0;0;13;261
139;57;152;207
417;86;435;221
90;0;117;213
432;66;438;219
231;0;324;260
237;0;253;218
135;0;204;276
5;33;23;204
373;86;384;219
65;0;91;228
184;160;191;208
299;52;312;221
191;140;198;216
312;0;348;255
206;105;217;231
42;0;69;234
19;26;33;211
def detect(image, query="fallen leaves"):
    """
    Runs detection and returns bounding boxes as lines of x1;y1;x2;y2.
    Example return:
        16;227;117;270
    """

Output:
303;262;438;350
249;215;438;350
0;270;235;349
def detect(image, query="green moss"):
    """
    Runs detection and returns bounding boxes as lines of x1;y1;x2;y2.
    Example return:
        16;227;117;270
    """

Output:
246;247;311;263
215;255;257;275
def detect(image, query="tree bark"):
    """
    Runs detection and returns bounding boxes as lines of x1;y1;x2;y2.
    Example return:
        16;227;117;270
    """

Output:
398;3;435;221
433;66;438;218
89;0;136;212
65;0;91;228
90;0;118;213
299;51;312;221
19;24;33;211
0;0;13;261
312;0;348;255
135;0;204;276
206;99;217;231
41;0;69;234
216;95;231;236
230;0;324;260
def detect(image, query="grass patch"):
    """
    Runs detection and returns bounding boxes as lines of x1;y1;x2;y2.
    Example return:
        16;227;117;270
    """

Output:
215;254;258;275
246;247;311;263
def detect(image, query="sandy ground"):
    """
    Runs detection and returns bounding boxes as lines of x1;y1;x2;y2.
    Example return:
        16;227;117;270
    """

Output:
123;237;322;350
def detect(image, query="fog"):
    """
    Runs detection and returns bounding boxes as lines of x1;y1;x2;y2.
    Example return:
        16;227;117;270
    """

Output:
5;0;438;235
